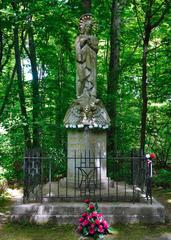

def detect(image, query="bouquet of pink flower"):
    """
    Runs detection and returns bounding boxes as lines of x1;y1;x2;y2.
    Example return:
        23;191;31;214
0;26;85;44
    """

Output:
78;199;109;239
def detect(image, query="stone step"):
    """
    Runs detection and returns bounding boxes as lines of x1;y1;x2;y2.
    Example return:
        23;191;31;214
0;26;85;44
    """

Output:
11;200;165;224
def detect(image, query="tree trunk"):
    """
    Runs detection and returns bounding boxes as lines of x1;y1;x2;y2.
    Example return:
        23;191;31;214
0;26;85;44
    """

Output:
13;24;32;149
0;29;3;74
28;22;40;149
107;0;120;154
82;0;91;13
139;0;168;153
0;65;16;117
140;32;150;153
140;0;152;153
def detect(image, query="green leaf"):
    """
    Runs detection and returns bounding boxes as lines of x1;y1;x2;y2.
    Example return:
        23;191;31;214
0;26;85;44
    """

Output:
108;227;116;234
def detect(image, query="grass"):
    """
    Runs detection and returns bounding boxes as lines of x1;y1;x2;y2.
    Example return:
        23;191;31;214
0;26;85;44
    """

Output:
0;223;171;240
153;187;171;211
0;197;12;213
153;187;171;224
0;224;77;240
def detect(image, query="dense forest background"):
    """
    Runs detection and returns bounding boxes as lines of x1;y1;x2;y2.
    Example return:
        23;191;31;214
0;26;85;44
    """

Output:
0;0;170;182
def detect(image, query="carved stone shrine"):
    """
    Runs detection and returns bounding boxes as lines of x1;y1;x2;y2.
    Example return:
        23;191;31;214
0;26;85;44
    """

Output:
64;14;110;187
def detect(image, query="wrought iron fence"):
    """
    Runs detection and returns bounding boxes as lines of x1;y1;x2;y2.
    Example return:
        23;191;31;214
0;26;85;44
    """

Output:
23;150;152;203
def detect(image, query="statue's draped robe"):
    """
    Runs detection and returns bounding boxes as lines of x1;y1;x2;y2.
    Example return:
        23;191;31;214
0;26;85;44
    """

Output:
76;35;98;98
64;27;110;127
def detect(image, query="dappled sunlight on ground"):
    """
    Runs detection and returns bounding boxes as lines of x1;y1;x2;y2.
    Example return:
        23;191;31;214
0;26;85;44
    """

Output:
6;188;23;200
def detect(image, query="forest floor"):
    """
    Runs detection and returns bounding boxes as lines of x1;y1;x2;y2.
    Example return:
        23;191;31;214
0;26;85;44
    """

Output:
0;188;171;240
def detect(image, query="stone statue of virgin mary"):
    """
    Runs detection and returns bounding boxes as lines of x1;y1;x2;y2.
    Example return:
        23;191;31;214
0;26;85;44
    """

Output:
64;14;110;128
75;14;98;98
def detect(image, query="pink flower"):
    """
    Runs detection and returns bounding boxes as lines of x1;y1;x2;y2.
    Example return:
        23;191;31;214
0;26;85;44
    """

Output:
82;219;89;226
102;220;108;229
103;223;108;230
91;212;97;218
89;227;95;235
97;213;103;218
82;212;88;218
79;218;84;223
95;219;100;225
89;204;95;211
91;224;95;228
98;225;104;233
84;199;90;204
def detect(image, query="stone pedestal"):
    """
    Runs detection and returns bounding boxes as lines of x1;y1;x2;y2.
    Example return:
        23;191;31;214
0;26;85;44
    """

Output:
67;129;108;187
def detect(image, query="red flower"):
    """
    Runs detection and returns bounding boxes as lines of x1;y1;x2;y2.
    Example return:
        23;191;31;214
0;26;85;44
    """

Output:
150;153;156;159
97;213;103;218
95;219;100;225
89;204;95;211
91;224;95;228
82;212;88;218
84;199;90;204
91;212;97;218
102;220;108;229
82;219;89;226
98;225;104;233
79;218;84;223
89;227;95;235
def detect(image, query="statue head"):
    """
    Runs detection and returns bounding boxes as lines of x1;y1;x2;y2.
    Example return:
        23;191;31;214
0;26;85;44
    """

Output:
79;14;95;34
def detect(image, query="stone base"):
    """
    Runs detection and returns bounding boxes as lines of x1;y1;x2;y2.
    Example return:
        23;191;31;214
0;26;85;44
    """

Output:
11;199;165;224
67;129;108;185
59;177;113;189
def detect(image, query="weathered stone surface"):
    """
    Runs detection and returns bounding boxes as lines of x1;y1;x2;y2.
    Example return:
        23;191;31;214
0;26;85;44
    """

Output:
76;14;98;99
11;200;165;224
64;14;110;129
67;129;108;187
64;95;110;128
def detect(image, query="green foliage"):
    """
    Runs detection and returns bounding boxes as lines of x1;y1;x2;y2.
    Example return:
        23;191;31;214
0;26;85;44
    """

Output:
153;169;171;188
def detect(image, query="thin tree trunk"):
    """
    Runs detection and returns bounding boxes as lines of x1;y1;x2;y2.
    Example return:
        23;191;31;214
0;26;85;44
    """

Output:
0;29;3;74
28;22;40;149
140;33;150;153
82;0;91;13
140;0;153;153
55;56;62;147
107;0;120;154
0;65;16;117
140;0;169;153
13;24;32;149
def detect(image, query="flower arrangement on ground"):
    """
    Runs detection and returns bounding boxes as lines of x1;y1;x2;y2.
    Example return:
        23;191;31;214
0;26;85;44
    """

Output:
78;199;109;239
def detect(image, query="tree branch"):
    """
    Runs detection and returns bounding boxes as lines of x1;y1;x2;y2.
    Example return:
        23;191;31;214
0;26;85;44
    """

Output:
151;2;165;17
0;65;16;117
21;30;31;59
151;0;170;29
0;29;3;70
1;42;14;70
147;43;162;54
120;38;142;73
133;0;144;41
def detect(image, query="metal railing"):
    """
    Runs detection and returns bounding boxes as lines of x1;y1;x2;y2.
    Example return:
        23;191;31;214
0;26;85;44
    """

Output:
23;150;152;203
